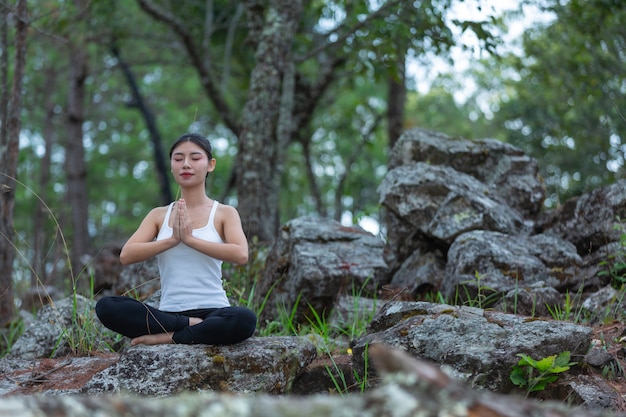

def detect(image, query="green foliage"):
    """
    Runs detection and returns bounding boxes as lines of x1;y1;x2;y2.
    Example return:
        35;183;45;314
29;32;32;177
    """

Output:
222;242;270;315
472;0;626;205
457;271;501;309
324;343;370;395
51;272;123;357
599;219;626;289
510;351;577;397
545;287;586;323
0;319;25;358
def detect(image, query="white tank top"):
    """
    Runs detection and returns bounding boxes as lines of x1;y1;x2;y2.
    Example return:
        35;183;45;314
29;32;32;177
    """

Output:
155;201;230;311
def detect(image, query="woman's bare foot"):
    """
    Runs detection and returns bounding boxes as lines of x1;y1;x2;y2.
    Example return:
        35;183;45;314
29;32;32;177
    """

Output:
131;332;174;346
130;318;201;346
189;317;203;326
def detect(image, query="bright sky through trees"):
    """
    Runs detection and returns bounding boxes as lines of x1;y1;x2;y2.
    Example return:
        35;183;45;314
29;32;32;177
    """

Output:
408;0;555;102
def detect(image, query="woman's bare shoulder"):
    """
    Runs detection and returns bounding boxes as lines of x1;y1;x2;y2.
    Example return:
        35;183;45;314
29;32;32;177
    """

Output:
215;202;240;217
145;204;171;224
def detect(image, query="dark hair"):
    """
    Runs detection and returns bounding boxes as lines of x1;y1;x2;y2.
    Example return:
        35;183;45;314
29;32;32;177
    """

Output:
169;133;213;160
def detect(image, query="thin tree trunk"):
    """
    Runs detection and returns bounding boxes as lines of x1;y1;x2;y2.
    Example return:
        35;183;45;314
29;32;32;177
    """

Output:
111;43;172;205
65;23;90;291
387;51;406;150
31;72;56;288
137;0;240;137
236;0;303;243
0;0;28;326
300;138;327;217
333;113;384;222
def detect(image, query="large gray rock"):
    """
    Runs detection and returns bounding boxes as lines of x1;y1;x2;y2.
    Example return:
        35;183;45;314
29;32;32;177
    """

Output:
9;295;112;359
353;301;592;393
85;337;316;396
538;180;626;254
1;337;316;397
442;230;584;303
388;128;545;219
379;128;546;291
379;162;529;246
115;257;161;299
255;216;388;324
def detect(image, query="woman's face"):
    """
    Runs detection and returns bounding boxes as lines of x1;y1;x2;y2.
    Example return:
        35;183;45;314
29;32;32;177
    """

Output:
170;141;215;184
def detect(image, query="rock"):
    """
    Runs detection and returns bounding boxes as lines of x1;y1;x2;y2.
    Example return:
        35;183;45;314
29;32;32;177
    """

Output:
379;162;529;246
494;281;563;317
84;336;316;396
442;231;584;303
115;258;161;299
329;295;382;338
582;285;626;323
567;375;622;410
387;128;545;218
8;295;112;359
1;344;623;417
386;242;446;299
254;216;388;325
538;180;626;254
1;337;316;397
585;346;616;368
353;301;592;393
291;353;355;395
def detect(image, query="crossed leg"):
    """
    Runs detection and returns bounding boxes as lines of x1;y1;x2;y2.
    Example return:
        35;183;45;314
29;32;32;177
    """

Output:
131;317;203;345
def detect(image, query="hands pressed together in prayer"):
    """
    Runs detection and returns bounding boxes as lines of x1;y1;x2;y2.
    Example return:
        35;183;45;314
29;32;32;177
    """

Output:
171;198;193;244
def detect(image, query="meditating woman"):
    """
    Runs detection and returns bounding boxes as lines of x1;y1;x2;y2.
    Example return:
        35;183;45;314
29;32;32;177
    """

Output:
96;132;256;346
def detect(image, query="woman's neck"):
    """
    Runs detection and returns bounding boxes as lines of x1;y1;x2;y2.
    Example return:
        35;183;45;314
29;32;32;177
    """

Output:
179;188;211;208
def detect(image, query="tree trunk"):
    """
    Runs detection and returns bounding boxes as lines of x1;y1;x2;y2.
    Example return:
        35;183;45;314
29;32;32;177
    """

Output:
31;72;57;288
0;0;28;326
65;21;90;292
111;43;172;205
387;51;406;150
237;0;303;243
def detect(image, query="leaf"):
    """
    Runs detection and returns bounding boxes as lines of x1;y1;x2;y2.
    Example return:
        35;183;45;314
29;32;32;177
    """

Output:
534;355;557;372
554;351;577;370
516;353;537;368
529;379;549;392
510;366;528;387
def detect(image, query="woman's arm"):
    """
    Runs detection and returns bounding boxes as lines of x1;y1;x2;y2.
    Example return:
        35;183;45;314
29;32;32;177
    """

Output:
119;207;179;265
181;204;249;265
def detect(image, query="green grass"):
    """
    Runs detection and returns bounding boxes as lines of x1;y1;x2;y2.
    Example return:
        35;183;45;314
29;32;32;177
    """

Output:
0;318;25;357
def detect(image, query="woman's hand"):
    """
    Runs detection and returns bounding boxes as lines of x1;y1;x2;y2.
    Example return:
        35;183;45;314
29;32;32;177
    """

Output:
173;199;194;244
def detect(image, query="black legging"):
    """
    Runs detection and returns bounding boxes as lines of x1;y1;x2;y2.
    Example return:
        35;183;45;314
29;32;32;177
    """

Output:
95;296;256;345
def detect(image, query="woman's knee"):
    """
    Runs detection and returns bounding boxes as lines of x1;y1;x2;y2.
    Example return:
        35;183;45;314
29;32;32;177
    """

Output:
95;296;130;325
235;307;257;338
95;297;114;325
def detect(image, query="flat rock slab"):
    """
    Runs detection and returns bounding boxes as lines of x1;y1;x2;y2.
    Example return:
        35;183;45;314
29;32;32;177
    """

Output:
1;336;316;397
84;336;317;396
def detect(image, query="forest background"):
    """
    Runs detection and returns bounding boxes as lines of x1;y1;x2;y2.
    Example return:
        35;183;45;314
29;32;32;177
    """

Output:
0;0;624;326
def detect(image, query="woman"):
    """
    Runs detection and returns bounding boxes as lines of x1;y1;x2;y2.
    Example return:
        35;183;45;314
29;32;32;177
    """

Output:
96;133;256;346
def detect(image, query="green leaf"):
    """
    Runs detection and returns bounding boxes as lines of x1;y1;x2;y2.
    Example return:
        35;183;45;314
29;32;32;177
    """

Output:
510;366;528;387
534;355;557;372
529;379;549;392
516;353;537;368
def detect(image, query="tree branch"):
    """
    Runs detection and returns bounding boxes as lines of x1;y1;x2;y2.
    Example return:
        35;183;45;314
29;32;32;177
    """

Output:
295;0;404;63
136;0;240;136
